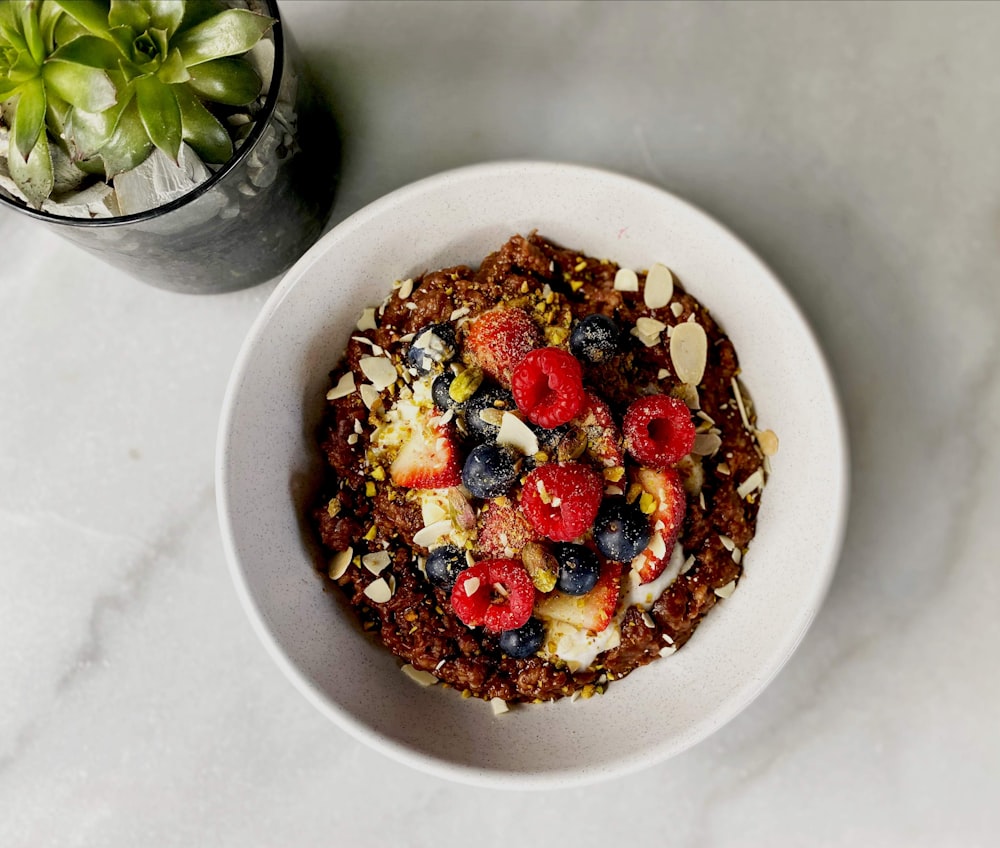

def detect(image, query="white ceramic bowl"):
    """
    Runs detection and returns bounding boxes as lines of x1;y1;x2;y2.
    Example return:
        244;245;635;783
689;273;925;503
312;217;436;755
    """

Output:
216;161;848;788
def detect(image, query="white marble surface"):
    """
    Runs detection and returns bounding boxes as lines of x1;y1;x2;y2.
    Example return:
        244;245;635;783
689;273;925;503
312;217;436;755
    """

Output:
1;1;998;844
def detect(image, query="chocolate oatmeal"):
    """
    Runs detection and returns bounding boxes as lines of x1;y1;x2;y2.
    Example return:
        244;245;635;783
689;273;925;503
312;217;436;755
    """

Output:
310;234;775;706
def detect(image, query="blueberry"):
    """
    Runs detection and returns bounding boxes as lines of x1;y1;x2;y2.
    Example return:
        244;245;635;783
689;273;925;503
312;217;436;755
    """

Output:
406;323;457;375
498;617;546;659
593;497;651;562
462;443;518;499
465;386;516;442
425;545;467;590
570;314;620;364
553;543;601;595
432;371;464;412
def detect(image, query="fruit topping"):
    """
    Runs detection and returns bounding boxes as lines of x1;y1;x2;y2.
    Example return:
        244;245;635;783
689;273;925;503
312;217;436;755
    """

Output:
569;314;620;364
535;559;622;633
432;371;463;412
465;308;541;386
521;463;603;542
425;544;468;590
466;385;516;442
520;541;559;592
478;498;540;559
406;323;457;375
389;418;462;489
593;497;651;562
623;394;696;468
572;391;625;468
451;559;536;632
498;617;546;659
462;443;519;499
553;543;601;595
631;467;686;583
511;347;586;428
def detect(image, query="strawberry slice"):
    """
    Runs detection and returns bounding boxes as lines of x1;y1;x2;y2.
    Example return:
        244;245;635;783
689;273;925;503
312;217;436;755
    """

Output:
572;391;625;469
389;418;462;489
534;558;622;633
464;308;541;387
631;467;686;583
477;497;540;559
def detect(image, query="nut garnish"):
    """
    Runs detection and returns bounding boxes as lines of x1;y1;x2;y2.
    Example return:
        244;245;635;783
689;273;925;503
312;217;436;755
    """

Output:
497;412;540;456
756;428;779;456
356;308;377;331
714;580;737;599
643;263;674;309
359;356;397;391
631;316;667;347
362;551;392;575
363;578;392;604
328;548;353;580
737;468;765;499
692;433;722;456
326;372;355;401
449;366;483;403
669;321;707;385
614;268;639;291
659;646;678;657
401;664;438;686
521;541;559;592
397;278;414;299
413;520;453;548
360;383;381;409
491;698;509;715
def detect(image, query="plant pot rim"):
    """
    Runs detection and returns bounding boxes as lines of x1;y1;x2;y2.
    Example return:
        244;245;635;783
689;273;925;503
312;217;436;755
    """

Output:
0;0;284;229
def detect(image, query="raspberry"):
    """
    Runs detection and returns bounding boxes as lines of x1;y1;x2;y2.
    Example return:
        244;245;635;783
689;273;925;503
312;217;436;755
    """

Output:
511;347;585;428
450;559;536;632
465;308;541;387
520;463;603;542
623;394;696;467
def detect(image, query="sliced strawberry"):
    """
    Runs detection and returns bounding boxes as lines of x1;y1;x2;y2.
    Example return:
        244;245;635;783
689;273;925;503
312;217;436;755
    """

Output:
477;497;540;559
572;391;625;469
451;559;536;632
389;418;462;489
631;467;686;583
534;558;622;633
464;308;541;387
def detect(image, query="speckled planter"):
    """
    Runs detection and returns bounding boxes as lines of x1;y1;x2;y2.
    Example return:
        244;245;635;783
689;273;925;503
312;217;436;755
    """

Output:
0;0;339;295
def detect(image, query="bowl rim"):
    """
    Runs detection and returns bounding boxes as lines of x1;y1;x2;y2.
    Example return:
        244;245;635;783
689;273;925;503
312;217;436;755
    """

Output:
216;159;850;788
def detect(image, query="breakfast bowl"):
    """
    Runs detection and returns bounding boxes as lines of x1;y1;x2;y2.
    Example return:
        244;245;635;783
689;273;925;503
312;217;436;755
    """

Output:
215;161;848;788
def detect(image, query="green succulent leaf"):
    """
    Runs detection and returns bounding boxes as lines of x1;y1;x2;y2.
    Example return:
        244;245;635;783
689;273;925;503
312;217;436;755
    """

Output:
177;1;228;33
20;0;45;64
8;116;54;208
51;13;91;47
142;0;184;39
106;25;135;58
172;9;273;66
108;0;149;32
43;59;116;112
0;76;20;98
135;73;181;160
186;55;259;105
156;47;189;84
48;33;121;69
175;83;230;163
38;1;63;53
50;0;111;37
64;84;132;158
8;49;40;83
92;97;152;177
13;76;45;160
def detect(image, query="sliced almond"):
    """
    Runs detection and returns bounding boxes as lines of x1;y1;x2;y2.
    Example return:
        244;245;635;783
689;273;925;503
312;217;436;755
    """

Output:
397;278;414;299
659;646;677;657
497;412;539;456
412;520;453;548
756;428;779;456
491;698;509;715
643;263;674;309
692;433;721;456
672;383;700;410
614;268;639;291
356;307;377;331
669;321;707;385
360;383;381;409
326;372;356;401
363;577;392;604
362;550;392;575
670;302;684;318
737;468;765;499
714;580;737;599
328;548;353;580
359;356;397;391
463;576;481;596
401;664;438;686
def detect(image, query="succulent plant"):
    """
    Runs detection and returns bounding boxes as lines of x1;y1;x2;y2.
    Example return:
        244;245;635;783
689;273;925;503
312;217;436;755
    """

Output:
0;0;274;208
